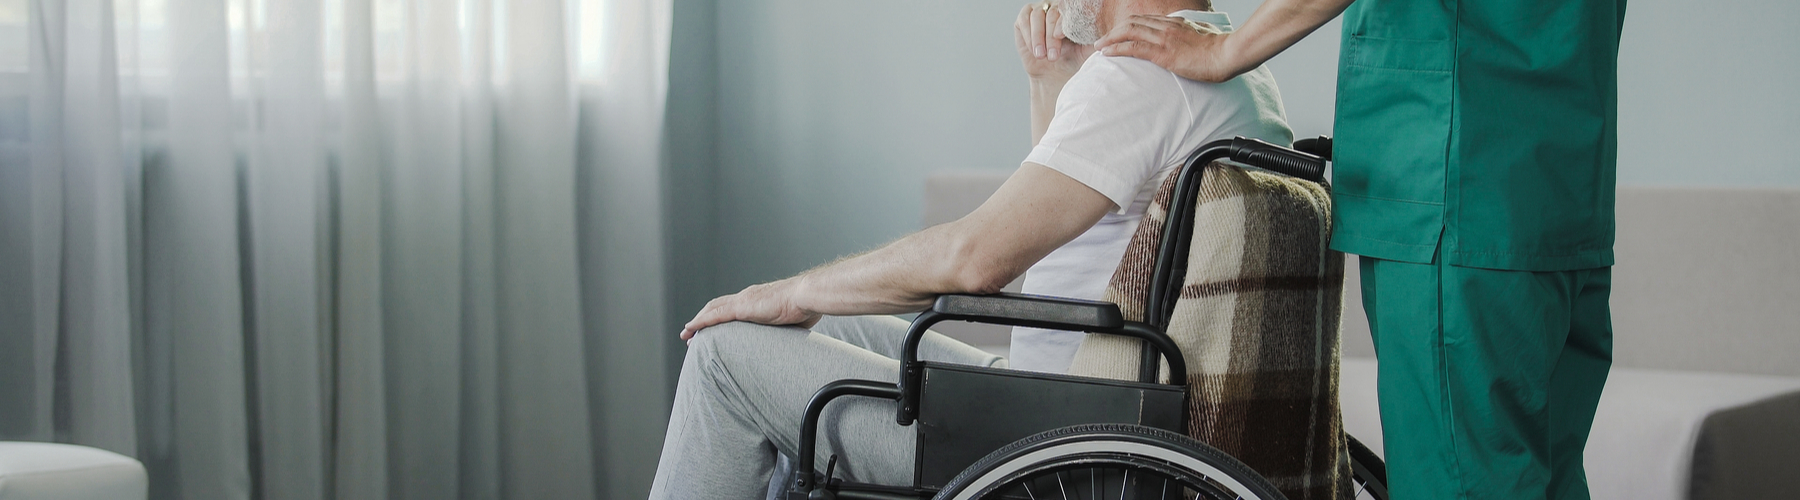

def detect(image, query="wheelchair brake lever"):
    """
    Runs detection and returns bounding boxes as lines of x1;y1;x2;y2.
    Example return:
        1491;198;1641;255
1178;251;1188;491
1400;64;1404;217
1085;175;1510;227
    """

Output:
824;454;839;485
806;454;841;499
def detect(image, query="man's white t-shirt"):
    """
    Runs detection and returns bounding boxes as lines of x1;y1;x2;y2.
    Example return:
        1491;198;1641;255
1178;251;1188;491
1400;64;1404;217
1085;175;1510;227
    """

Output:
1010;10;1293;373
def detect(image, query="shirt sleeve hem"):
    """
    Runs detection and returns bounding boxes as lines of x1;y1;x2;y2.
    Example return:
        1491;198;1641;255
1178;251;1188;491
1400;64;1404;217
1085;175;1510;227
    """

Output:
1024;145;1138;214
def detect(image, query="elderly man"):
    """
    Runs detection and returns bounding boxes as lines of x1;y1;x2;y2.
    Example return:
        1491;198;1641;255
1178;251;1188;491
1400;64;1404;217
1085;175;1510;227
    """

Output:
648;1;1291;497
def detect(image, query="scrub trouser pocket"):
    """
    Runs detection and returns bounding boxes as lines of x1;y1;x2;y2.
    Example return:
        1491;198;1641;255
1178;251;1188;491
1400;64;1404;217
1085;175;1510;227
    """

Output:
1359;256;1612;500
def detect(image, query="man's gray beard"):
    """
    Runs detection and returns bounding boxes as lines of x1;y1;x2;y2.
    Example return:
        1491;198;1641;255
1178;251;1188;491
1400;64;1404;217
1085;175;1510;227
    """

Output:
1060;0;1102;45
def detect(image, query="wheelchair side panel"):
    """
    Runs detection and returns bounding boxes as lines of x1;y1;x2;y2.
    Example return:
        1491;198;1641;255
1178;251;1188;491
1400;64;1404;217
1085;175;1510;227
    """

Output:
913;363;1185;489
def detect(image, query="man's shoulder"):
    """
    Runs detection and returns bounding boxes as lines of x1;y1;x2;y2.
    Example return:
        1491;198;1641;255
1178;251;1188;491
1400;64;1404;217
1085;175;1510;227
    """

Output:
1074;53;1177;84
1071;53;1267;99
1061;53;1186;106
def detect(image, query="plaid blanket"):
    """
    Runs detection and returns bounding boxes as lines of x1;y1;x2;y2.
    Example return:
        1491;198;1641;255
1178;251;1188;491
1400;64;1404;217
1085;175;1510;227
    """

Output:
1069;161;1349;500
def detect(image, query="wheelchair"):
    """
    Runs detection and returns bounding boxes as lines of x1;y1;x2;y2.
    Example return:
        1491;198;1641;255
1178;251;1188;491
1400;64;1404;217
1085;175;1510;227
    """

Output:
786;137;1390;500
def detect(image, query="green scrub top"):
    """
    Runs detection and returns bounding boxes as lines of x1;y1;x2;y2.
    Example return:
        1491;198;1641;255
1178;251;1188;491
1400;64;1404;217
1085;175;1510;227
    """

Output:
1329;0;1628;271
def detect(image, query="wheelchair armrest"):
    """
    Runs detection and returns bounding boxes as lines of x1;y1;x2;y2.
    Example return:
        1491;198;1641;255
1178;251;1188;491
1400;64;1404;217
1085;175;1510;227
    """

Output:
896;293;1187;426
929;292;1124;330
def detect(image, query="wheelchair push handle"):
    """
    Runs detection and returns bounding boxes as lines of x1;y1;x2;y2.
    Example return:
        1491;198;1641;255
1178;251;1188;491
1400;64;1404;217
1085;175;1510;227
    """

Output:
1292;135;1333;161
1231;136;1328;183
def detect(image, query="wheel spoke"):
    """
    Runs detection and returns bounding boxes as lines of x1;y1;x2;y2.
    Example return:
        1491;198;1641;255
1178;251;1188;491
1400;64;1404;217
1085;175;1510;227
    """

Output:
1119;470;1129;500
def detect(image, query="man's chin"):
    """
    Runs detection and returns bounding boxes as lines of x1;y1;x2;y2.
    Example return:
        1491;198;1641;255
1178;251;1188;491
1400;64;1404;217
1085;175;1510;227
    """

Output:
1060;0;1102;45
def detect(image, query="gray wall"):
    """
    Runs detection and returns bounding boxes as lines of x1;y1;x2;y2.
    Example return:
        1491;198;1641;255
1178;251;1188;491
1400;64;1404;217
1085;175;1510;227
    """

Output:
667;0;1800;333
710;1;1033;290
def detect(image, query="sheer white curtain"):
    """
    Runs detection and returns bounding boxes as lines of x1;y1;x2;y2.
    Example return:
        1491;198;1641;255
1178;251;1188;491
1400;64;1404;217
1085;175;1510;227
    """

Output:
0;0;674;498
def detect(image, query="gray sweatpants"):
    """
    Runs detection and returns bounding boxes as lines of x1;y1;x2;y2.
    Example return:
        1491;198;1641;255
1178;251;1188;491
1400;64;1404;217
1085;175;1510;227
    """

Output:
648;315;1006;499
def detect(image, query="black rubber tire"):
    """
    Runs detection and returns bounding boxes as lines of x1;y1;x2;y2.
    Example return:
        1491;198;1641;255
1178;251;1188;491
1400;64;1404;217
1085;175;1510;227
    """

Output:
1345;435;1388;500
933;423;1287;500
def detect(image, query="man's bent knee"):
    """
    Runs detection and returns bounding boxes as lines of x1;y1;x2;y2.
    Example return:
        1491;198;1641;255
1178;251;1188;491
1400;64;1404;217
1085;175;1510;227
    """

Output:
684;321;806;364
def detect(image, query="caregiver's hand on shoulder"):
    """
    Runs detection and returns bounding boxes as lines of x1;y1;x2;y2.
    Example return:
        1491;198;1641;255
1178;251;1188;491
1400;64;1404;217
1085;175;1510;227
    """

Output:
680;277;821;341
1096;15;1248;83
1015;2;1094;83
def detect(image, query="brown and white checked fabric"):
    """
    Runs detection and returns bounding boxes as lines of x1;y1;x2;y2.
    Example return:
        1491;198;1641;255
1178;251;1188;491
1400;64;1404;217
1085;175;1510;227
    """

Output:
1068;161;1349;500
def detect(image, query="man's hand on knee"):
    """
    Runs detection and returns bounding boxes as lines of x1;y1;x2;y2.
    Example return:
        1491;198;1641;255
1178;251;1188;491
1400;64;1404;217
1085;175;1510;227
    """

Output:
681;277;822;341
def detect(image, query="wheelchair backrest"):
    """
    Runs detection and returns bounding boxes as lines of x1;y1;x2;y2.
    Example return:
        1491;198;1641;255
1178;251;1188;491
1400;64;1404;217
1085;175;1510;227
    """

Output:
1070;159;1349;500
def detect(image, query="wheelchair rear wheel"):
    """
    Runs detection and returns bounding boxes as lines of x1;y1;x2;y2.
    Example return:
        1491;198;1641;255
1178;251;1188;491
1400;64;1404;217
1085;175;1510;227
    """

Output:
1345;435;1388;500
933;423;1284;500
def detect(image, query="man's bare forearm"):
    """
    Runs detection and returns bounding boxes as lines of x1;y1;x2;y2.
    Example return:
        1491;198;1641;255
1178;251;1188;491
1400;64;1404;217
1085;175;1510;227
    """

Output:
789;162;1113;320
791;220;1017;318
677;228;991;340
679;164;1113;340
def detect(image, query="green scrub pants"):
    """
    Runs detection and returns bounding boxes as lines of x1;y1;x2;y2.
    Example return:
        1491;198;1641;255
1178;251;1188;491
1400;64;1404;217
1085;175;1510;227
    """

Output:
1359;256;1613;500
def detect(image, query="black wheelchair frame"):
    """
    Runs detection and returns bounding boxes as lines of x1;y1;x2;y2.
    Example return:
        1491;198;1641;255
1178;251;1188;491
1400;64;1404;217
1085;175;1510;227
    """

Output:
786;137;1387;500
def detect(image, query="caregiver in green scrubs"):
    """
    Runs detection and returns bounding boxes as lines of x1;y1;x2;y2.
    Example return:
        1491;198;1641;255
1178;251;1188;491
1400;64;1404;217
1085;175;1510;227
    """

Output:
1089;0;1627;498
